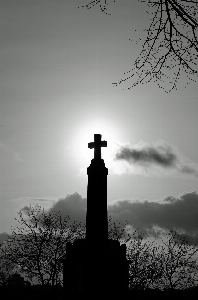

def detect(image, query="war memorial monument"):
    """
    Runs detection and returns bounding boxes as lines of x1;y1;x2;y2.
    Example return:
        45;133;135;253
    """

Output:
61;134;130;300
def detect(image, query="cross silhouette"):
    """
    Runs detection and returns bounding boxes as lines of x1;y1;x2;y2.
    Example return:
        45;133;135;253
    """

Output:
88;134;107;160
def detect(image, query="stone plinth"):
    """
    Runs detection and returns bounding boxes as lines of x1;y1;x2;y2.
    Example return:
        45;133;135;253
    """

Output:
62;239;130;300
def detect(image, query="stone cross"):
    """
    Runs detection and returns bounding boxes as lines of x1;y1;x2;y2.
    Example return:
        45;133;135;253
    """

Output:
88;134;107;160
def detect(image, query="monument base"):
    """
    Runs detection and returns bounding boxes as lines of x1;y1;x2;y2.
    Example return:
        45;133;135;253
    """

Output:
61;239;130;300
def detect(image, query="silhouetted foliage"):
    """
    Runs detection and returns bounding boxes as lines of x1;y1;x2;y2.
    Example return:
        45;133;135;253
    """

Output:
158;229;198;290
6;273;29;287
1;205;85;286
127;230;163;289
1;209;198;297
0;251;18;287
108;215;132;243
127;229;198;290
80;0;198;92
1;283;198;300
128;286;198;300
0;284;63;300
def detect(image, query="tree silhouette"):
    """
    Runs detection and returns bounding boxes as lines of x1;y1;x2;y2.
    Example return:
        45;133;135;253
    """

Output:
158;229;198;290
126;230;163;290
6;273;30;287
108;215;132;243
2;207;198;294
1;205;85;287
80;0;198;92
125;229;198;291
0;251;18;287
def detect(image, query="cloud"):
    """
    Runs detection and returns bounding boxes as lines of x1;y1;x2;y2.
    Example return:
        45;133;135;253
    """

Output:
19;191;198;243
115;144;177;167
48;192;87;225
113;140;198;178
180;165;198;177
19;193;87;230
0;142;23;162
108;191;198;242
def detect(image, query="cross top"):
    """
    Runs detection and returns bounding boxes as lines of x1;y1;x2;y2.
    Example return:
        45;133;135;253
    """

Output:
88;134;107;160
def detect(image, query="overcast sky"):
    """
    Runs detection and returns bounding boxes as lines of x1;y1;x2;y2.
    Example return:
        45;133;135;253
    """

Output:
0;0;198;241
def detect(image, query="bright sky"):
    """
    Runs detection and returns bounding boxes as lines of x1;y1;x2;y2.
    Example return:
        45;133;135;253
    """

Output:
0;0;198;239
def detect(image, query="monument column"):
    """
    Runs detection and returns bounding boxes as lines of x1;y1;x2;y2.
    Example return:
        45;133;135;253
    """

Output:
61;133;131;300
86;134;108;246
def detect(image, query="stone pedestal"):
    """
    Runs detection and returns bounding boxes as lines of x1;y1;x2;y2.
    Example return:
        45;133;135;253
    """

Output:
62;239;130;300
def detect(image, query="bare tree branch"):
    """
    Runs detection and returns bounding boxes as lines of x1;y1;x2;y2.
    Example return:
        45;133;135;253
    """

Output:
80;0;198;92
158;229;198;290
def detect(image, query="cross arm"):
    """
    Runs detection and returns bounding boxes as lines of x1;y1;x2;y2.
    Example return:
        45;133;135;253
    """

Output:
101;141;107;147
88;142;94;149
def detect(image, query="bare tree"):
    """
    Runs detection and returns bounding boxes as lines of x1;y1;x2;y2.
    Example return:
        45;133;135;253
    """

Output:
80;0;198;92
1;205;85;287
158;229;198;290
126;230;163;290
125;229;198;290
108;215;132;244
0;249;18;287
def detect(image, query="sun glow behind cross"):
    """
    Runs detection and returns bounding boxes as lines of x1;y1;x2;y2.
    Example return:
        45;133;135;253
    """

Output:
63;116;131;176
78;127;118;163
70;120;122;170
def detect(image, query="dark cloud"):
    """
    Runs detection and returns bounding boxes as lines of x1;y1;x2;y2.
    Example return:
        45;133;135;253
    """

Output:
48;192;87;225
115;146;177;167
113;140;198;178
19;191;198;243
108;191;198;241
19;193;87;229
180;165;198;177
